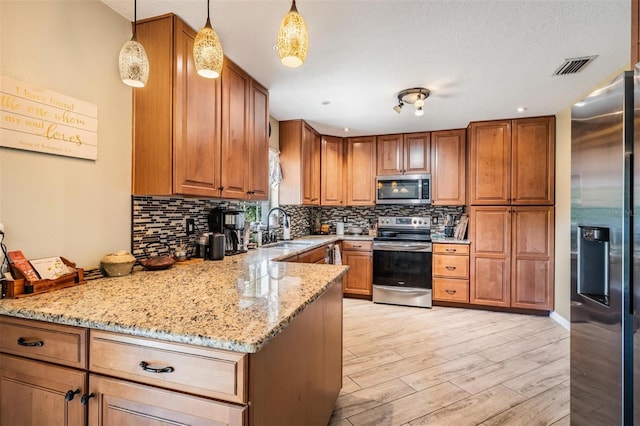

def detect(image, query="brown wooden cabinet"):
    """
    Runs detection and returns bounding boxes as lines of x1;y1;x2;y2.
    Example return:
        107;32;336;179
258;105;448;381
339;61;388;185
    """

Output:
431;129;466;205
133;14;222;197
469;206;554;311
468;116;555;205
279;120;320;205
0;354;87;426
132;14;268;200
342;240;373;297
321;136;344;206
376;132;430;176
346;137;377;206
433;243;470;303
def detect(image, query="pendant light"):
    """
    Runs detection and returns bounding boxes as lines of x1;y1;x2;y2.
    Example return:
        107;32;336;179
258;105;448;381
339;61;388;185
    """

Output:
118;0;149;88
277;0;309;68
193;0;224;79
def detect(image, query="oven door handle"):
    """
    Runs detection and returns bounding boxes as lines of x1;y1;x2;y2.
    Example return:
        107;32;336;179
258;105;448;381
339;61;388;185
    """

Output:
374;285;431;295
373;243;432;252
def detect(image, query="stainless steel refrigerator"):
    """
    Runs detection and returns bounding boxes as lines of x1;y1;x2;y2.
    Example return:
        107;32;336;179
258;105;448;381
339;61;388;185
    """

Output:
571;70;640;425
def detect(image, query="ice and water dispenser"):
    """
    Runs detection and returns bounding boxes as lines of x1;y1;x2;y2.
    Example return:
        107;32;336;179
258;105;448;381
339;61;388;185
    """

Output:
577;226;610;305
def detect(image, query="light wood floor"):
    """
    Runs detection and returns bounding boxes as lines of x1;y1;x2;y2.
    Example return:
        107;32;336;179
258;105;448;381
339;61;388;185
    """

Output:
331;299;570;426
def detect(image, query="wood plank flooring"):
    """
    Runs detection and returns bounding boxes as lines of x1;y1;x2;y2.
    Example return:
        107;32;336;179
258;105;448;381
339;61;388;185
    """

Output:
331;299;569;426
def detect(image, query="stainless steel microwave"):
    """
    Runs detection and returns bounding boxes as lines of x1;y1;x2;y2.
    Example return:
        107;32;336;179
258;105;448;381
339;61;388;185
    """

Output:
376;174;431;205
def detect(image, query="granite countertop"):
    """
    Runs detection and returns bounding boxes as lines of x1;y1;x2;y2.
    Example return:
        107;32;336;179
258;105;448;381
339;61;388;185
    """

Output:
431;236;471;244
0;236;349;354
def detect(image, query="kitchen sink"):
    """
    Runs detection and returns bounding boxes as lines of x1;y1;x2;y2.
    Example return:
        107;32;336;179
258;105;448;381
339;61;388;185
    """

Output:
265;240;316;249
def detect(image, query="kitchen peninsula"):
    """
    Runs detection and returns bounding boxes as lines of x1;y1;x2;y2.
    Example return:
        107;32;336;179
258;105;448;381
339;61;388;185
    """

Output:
0;239;348;425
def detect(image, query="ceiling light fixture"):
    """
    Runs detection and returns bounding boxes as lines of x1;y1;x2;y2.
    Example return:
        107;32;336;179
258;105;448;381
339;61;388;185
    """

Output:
118;0;149;88
194;0;224;79
393;88;430;117
277;0;309;68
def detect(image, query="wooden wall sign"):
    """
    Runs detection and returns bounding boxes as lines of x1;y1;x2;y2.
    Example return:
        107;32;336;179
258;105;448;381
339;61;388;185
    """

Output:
0;75;98;160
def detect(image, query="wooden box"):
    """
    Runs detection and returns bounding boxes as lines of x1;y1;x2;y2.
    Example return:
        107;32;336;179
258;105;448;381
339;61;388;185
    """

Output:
3;257;86;299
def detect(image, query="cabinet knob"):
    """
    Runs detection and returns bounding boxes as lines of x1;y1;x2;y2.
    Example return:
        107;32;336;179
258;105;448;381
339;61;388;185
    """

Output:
218;186;224;191
65;389;80;402
80;393;95;405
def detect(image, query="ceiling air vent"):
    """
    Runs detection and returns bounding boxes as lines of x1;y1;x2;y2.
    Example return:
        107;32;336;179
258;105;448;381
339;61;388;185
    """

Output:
553;55;598;76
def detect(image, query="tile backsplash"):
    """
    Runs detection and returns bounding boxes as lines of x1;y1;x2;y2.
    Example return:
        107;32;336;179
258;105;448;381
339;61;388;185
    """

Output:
132;196;466;257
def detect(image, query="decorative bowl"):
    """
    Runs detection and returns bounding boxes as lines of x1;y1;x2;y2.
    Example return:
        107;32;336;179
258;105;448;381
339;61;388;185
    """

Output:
100;250;136;277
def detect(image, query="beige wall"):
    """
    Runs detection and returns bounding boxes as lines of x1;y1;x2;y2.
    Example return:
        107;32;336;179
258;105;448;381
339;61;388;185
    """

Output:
1;0;132;268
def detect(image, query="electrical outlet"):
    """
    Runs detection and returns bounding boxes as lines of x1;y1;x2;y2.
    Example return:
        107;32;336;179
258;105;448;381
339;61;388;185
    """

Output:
186;218;196;235
432;216;439;225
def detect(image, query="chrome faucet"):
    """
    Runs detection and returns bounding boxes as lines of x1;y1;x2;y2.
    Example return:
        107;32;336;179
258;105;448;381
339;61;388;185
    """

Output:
266;207;291;241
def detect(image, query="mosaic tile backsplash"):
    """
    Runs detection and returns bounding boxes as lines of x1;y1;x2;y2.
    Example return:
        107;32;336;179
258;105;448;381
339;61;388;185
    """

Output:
132;196;466;257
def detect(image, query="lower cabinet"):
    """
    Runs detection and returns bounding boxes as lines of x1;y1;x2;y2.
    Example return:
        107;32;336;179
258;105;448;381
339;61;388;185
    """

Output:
0;354;87;426
88;374;246;426
342;240;373;297
469;206;554;311
432;243;470;303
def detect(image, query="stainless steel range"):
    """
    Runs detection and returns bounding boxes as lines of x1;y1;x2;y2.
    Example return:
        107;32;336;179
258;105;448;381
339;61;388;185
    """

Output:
372;216;432;308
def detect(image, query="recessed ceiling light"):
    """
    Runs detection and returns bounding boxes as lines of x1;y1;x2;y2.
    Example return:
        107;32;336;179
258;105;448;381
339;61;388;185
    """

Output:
321;100;331;105
272;44;279;51
574;101;586;107
516;107;527;113
343;127;350;132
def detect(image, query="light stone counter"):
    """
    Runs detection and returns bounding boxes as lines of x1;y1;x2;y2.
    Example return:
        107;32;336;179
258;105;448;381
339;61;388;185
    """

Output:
0;237;349;353
431;236;471;244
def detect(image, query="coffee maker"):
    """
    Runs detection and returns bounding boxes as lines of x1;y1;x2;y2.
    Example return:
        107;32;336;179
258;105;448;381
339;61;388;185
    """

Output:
208;207;246;255
222;209;245;255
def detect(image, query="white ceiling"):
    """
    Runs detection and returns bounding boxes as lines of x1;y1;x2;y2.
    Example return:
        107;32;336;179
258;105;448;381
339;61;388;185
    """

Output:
101;0;630;137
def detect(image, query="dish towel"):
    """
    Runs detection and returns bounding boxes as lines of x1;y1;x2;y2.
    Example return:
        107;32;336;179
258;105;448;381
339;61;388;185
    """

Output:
269;147;283;187
333;244;342;265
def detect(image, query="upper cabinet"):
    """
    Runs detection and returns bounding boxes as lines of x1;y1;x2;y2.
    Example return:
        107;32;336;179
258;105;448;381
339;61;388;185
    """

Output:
321;136;344;206
247;81;270;200
346;136;377;206
377;132;430;176
132;14;268;200
468;116;555;205
431;129;466;206
279;120;320;205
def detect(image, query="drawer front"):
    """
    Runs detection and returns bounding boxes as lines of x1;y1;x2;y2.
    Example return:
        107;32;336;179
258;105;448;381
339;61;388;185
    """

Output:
433;243;470;255
342;240;373;251
298;246;327;263
89;374;246;426
89;330;247;403
433;279;470;303
433;254;469;279
0;316;87;368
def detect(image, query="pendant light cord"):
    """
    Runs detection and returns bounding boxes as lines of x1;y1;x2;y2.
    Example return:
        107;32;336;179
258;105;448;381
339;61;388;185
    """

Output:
207;0;210;20
132;0;138;39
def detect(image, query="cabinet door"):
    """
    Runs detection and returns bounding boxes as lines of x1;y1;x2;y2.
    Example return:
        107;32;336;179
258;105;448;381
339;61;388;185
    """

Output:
347;136;376;206
342;250;373;296
469;206;511;307
321;136;344;206
247;81;269;200
403;132;431;174
88;375;246;426
376;134;403;175
173;18;222;197
302;124;320;205
431;129;466;205
511;117;555;205
511;207;554;310
0;354;87;426
221;59;250;199
469;121;511;205
132;15;174;195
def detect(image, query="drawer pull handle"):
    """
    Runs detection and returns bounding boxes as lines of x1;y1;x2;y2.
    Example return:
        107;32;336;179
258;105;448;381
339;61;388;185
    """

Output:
445;266;457;271
445;248;457;253
17;337;44;347
445;289;457;295
65;389;80;402
80;393;95;405
139;361;175;374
